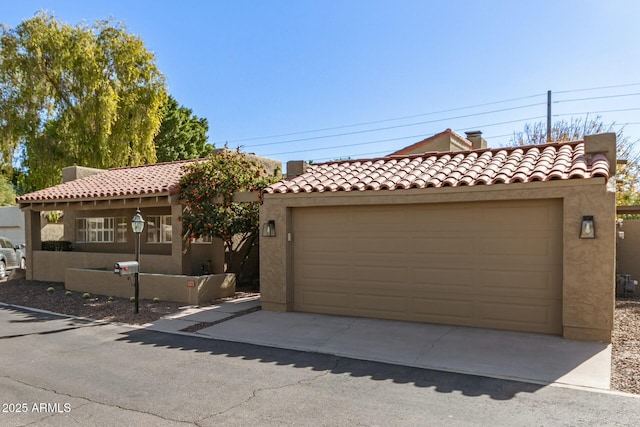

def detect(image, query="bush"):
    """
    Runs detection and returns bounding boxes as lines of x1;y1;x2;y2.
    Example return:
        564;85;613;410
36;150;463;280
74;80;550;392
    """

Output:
65;291;72;296
129;297;135;302
82;292;91;299
46;287;54;293
41;241;73;251
152;297;160;303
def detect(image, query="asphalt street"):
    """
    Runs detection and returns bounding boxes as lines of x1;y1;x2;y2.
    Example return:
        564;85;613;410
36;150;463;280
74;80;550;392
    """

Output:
1;305;639;426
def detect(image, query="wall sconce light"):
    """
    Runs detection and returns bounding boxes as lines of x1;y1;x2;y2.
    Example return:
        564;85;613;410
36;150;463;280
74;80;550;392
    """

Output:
579;216;595;239
262;220;276;237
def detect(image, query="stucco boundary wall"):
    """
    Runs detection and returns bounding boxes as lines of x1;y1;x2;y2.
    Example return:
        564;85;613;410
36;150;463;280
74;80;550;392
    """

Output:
616;219;640;281
31;251;179;283
260;134;617;343
65;269;235;305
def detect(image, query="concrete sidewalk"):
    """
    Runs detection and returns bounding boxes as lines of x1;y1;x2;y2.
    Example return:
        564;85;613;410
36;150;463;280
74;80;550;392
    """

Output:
144;297;612;390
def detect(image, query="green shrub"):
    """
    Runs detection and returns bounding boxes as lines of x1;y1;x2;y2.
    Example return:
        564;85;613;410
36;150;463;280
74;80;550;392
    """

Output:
46;287;54;293
108;296;114;302
82;292;91;299
129;297;136;302
41;241;73;251
152;297;160;303
65;290;72;296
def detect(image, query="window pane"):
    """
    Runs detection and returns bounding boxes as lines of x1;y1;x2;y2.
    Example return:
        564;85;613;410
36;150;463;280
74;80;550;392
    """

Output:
163;216;172;243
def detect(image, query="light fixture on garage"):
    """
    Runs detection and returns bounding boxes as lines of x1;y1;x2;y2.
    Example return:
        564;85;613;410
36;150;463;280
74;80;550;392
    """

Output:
579;216;595;239
262;220;276;237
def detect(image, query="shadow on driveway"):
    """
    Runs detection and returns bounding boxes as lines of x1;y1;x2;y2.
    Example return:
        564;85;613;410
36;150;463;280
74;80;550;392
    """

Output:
116;326;544;401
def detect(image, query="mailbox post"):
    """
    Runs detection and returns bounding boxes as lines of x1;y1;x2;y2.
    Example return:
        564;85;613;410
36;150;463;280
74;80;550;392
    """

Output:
131;209;145;314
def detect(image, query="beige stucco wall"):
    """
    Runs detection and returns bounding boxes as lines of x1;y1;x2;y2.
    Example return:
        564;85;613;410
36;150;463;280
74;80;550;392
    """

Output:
260;135;617;342
400;135;471;155
31;251;180;282
65;268;235;305
616;219;640;280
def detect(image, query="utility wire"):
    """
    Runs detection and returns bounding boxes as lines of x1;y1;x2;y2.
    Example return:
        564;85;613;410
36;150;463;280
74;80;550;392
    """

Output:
554;82;640;94
554;107;640;117
264;115;546;157
554;93;640;104
219;84;640;145
246;102;546;149
222;92;547;144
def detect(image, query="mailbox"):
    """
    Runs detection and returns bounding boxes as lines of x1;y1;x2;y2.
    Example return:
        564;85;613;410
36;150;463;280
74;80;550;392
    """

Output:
114;261;139;276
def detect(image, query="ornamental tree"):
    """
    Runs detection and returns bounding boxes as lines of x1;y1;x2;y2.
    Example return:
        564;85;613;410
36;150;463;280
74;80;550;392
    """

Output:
178;149;279;275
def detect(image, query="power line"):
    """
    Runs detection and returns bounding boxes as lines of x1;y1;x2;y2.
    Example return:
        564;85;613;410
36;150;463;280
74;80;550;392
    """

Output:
554;82;640;95
554;107;640;117
264;115;546;157
554;93;640;104
264;106;640;159
244;102;546;149
218;84;640;145
221;92;547;144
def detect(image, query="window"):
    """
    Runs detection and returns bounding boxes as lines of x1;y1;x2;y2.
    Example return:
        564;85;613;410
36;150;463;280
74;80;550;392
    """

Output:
146;215;172;243
193;235;212;244
77;217;127;243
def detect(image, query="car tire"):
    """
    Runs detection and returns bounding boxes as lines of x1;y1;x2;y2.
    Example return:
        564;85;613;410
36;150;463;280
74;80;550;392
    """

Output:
20;258;26;270
0;261;6;280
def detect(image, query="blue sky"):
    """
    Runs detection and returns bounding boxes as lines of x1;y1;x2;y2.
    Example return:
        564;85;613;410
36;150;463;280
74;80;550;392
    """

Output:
3;1;639;165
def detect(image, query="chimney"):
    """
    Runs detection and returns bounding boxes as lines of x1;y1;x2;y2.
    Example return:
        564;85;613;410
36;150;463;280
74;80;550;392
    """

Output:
62;166;106;183
286;160;307;178
465;131;487;150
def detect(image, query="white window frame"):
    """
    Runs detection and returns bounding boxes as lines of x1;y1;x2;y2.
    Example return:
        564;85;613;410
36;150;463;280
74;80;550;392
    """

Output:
193;235;213;244
77;217;127;243
146;215;172;243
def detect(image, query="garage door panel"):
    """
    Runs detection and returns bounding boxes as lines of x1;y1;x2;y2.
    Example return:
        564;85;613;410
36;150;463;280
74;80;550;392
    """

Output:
411;236;475;255
411;267;474;288
481;237;555;257
300;264;351;281
480;269;561;294
351;236;407;254
478;298;562;334
409;297;475;321
353;294;408;313
293;200;563;335
300;236;350;253
298;291;348;311
352;266;408;283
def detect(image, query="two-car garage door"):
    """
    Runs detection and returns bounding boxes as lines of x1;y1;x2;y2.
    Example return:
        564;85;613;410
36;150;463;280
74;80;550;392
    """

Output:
292;199;563;335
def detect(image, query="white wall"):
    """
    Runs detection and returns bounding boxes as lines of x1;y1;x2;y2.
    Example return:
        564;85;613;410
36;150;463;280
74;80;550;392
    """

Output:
0;206;25;245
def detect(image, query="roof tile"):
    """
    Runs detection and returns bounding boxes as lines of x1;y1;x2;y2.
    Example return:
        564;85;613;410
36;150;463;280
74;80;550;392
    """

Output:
17;159;201;203
265;141;610;195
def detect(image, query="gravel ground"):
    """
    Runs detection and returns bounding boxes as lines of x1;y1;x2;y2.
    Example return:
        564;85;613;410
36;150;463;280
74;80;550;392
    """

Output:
611;295;640;394
0;278;638;394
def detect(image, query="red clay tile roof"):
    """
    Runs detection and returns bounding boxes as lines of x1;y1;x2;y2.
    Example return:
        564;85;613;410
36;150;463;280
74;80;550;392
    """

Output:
17;159;201;203
265;142;610;194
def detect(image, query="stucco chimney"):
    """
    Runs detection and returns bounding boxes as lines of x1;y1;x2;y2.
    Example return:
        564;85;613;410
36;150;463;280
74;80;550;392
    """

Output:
286;160;307;178
465;131;487;150
62;166;106;183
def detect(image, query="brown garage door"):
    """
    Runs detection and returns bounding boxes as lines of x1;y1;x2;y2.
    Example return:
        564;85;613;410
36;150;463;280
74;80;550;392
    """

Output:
292;199;563;335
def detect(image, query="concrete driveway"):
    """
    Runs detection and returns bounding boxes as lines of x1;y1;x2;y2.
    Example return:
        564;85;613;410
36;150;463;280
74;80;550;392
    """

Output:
145;297;612;390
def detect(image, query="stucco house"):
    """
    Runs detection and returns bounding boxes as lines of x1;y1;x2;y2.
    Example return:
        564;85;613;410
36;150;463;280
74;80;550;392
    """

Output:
260;133;617;343
387;128;487;156
17;153;280;304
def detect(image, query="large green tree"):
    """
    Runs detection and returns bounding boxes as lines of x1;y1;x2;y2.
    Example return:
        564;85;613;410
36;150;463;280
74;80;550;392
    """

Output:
179;149;279;276
0;174;16;205
154;95;212;163
510;115;640;206
0;12;167;190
